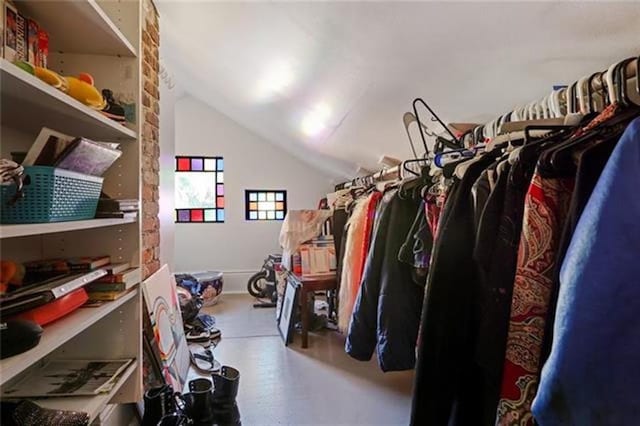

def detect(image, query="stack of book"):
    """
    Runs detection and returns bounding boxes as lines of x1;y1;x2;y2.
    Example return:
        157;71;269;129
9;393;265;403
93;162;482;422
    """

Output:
96;195;139;219
85;263;141;303
25;255;111;281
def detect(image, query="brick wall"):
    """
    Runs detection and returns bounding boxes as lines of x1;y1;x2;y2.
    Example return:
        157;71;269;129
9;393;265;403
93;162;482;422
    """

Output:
141;0;160;279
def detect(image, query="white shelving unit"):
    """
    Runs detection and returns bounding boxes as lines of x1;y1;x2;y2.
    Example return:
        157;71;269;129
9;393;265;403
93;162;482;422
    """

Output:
0;0;143;420
0;217;137;239
14;0;137;57
0;58;137;141
36;360;139;423
0;288;139;385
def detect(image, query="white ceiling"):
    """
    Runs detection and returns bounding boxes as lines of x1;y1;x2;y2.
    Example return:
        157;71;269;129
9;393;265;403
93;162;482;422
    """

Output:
157;1;640;179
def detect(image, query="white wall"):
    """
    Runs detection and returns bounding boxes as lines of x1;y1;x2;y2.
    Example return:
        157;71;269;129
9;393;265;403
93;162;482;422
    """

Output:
173;96;333;292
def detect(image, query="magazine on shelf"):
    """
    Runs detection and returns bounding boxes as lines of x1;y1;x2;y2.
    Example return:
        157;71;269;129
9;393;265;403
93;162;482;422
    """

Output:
1;359;134;398
55;138;122;176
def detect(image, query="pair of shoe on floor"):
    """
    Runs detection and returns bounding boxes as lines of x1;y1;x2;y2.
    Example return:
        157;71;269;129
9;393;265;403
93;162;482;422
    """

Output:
186;312;222;374
142;366;241;426
185;314;221;344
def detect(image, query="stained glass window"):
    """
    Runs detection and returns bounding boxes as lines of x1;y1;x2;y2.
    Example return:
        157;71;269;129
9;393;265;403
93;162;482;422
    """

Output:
175;156;224;223
245;190;287;221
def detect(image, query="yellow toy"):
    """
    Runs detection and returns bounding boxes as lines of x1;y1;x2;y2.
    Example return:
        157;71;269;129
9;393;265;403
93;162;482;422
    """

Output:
24;61;105;110
64;75;106;110
34;66;67;91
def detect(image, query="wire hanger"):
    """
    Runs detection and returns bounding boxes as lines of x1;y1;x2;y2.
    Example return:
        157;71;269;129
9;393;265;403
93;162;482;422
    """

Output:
401;157;431;178
412;98;462;154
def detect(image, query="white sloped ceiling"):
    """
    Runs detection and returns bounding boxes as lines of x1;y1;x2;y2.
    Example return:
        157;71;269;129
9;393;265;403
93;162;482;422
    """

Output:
157;1;640;180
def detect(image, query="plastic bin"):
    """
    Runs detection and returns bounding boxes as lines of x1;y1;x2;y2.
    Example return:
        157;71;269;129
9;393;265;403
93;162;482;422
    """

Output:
0;166;104;224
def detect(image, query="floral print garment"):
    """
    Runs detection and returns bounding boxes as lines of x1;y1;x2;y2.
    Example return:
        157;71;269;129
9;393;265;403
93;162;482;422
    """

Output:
495;170;574;426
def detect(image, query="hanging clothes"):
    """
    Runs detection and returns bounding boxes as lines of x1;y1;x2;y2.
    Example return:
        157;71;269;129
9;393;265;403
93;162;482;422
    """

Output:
533;117;640;425
539;134;620;369
338;193;375;333
410;152;499;425
494;167;574;425
398;199;432;285
472;152;539;426
424;180;449;239
495;104;630;424
346;188;424;372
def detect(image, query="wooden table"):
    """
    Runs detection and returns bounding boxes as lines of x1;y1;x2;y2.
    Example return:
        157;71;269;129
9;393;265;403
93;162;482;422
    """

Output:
288;272;337;348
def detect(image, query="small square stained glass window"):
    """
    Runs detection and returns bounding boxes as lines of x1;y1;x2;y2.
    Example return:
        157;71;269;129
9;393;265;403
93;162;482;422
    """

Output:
175;156;224;223
245;190;287;221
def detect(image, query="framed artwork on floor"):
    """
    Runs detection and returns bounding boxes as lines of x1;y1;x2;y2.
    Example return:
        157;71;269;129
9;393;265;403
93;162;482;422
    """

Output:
278;278;299;346
142;265;190;391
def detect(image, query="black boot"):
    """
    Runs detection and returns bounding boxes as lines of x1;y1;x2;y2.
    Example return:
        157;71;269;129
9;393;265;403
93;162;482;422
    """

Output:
211;366;241;426
184;378;215;426
142;384;178;426
157;413;192;426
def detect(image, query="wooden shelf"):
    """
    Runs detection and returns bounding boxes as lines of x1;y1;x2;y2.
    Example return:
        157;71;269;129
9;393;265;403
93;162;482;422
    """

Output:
34;360;139;423
14;0;136;57
0;217;137;239
0;59;137;141
0;288;138;385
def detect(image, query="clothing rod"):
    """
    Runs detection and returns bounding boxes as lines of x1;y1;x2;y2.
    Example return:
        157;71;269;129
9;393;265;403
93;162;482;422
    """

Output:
337;56;639;190
589;58;637;93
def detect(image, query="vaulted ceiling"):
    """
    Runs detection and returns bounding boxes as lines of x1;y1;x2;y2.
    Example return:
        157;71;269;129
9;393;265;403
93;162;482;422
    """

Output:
156;1;640;179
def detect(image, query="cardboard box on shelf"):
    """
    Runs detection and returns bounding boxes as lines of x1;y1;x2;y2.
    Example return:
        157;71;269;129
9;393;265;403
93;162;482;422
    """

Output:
4;1;17;61
0;0;4;58
26;17;37;65
15;8;25;61
37;27;47;67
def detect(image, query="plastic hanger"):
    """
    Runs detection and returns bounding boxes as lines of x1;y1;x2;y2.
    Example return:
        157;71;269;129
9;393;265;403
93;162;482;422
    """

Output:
546;59;639;172
617;57;638;107
403;112;424;159
605;60;621;105
576;75;591;114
